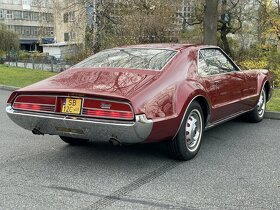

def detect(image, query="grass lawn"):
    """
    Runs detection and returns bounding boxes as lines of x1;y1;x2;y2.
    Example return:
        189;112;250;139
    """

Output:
0;64;279;112
0;64;57;88
267;88;280;112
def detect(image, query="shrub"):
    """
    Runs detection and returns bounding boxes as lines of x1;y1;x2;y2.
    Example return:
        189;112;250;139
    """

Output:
240;51;280;87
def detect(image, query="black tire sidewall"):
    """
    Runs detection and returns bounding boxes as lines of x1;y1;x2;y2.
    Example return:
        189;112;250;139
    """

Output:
175;101;204;160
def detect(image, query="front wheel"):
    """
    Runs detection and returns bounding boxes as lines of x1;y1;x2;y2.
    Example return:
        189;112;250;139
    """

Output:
245;88;266;123
168;101;204;161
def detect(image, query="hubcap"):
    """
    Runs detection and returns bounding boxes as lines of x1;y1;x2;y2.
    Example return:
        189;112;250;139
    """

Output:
257;89;266;117
185;109;202;152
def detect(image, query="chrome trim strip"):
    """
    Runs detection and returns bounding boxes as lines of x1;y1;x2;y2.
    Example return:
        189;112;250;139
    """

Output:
205;109;253;130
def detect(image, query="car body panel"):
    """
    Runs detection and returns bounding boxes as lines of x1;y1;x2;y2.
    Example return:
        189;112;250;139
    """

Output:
6;44;274;144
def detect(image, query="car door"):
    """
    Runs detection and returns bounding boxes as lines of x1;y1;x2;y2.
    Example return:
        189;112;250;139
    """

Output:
198;48;247;123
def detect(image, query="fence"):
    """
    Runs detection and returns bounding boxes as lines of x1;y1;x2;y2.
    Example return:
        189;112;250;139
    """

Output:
2;55;74;72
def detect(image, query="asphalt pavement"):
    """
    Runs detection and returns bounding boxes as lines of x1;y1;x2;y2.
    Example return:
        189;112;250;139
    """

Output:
0;89;279;210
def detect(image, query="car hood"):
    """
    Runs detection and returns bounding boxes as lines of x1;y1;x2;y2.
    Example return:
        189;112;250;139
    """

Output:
17;67;161;100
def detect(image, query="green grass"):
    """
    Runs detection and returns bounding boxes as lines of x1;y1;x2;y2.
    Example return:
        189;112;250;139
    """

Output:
267;88;280;112
0;64;57;88
0;64;279;112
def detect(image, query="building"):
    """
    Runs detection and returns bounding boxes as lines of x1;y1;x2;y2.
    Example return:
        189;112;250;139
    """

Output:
0;0;55;51
53;0;87;43
0;0;202;56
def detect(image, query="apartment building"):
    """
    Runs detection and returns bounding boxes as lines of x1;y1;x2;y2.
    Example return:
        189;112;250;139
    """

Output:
52;0;87;43
0;0;54;51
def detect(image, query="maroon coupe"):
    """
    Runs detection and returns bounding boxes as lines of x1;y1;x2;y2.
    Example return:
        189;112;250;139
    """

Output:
6;44;274;160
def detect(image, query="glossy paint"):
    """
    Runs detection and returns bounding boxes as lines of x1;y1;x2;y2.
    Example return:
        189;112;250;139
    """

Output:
7;44;274;143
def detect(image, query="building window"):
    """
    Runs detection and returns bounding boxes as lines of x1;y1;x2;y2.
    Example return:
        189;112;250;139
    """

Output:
31;0;37;6
23;26;31;36
14;25;22;35
31;26;39;35
23;11;31;20
46;27;53;36
41;0;48;7
13;0;22;4
0;10;4;19
69;11;75;21
14;11;22;20
6;10;13;19
32;12;39;21
40;13;45;21
64;33;69;41
70;31;76;40
63;13;69;23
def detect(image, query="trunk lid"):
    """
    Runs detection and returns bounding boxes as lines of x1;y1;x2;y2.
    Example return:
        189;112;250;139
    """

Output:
17;67;161;100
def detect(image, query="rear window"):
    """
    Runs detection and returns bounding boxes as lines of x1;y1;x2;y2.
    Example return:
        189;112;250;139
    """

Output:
74;48;177;71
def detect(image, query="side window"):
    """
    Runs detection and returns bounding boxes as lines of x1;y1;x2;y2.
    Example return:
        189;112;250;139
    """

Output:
198;53;210;76
199;49;238;76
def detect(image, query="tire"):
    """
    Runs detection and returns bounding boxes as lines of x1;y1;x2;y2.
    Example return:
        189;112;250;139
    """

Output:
168;101;204;161
245;87;266;123
59;136;89;146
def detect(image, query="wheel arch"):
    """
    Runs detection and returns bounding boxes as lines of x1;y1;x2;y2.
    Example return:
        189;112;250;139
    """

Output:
193;96;210;126
173;95;210;140
264;80;271;101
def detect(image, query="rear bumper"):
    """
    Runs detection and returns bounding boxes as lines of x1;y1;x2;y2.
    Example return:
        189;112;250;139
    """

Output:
6;106;153;143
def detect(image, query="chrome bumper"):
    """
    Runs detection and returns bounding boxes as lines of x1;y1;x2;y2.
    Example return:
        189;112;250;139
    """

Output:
6;106;153;143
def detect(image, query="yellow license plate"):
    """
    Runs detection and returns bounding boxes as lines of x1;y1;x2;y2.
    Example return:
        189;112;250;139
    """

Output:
62;98;82;114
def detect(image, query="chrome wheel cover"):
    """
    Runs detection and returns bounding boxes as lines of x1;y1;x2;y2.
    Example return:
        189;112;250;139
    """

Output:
185;109;202;152
257;89;266;117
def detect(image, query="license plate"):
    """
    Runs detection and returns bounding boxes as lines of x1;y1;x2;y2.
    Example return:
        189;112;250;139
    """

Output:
62;98;82;114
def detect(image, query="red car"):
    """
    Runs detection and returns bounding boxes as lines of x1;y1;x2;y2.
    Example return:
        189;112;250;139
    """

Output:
6;44;274;160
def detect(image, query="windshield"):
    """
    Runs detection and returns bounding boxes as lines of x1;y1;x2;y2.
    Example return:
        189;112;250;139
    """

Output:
74;48;177;71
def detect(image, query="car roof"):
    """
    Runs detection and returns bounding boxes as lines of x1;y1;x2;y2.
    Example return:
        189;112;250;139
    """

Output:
117;43;216;51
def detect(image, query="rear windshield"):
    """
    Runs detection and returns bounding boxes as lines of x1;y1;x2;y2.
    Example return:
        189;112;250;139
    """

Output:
74;48;177;71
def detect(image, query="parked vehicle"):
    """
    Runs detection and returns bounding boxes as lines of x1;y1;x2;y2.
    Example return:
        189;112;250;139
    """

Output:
6;44;274;160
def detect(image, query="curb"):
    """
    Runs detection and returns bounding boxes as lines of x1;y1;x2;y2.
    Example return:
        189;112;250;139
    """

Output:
264;111;280;120
1;85;280;120
0;85;19;91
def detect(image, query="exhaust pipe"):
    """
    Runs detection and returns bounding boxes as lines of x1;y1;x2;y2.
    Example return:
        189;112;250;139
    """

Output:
109;137;121;146
32;128;44;135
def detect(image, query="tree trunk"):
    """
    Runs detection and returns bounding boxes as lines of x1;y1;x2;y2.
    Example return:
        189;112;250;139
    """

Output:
220;27;232;56
203;0;219;45
220;0;232;56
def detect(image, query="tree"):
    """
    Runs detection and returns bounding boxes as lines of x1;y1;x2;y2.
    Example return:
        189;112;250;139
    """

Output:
218;0;244;56
257;0;280;50
203;0;219;45
0;24;19;52
85;0;179;53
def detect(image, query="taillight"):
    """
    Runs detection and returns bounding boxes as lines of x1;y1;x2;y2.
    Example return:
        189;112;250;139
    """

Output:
82;99;134;120
13;95;56;112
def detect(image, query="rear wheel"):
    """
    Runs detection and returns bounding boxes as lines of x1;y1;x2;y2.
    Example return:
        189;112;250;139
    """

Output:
246;87;266;123
59;136;89;146
168;101;204;161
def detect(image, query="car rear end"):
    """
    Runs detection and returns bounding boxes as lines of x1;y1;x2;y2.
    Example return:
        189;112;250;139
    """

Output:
6;92;153;144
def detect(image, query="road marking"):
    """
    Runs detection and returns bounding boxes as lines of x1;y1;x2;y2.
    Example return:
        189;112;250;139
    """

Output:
85;160;181;210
